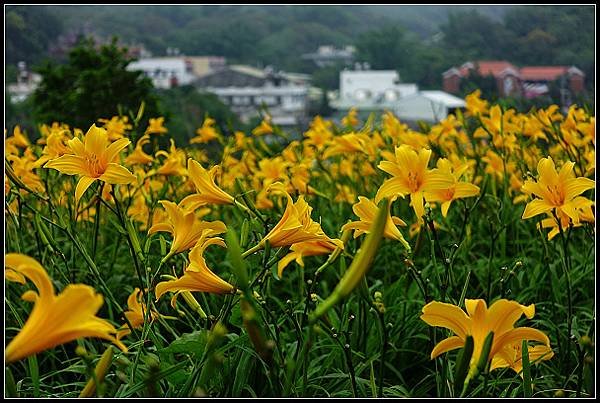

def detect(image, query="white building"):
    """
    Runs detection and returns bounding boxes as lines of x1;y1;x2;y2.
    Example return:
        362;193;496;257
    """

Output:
339;70;418;105
7;62;42;103
394;91;465;122
127;56;226;89
331;69;465;123
196;65;310;126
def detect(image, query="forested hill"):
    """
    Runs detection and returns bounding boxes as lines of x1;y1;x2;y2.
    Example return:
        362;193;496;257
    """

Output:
6;5;595;88
6;5;508;70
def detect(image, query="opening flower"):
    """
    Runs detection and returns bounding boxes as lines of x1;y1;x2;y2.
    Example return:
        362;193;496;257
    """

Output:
521;156;595;224
148;200;227;259
145;117;168;136
116;288;161;340
155;232;236;301
44;124;136;204
420;299;551;373
5;254;126;363
260;184;341;249
341;196;410;251
191;116;220;144
179;158;235;210
277;239;341;278
424;158;480;218
375;145;454;222
490;341;554;376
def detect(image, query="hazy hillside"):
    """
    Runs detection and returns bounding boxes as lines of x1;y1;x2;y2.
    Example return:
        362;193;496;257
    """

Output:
5;5;514;71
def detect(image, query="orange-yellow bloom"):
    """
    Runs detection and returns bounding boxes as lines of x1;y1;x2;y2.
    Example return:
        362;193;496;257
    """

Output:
148;200;227;258
464;90;488;116
180;158;235;210
44;124;136;204
155;232;235;300
521;156;595;224
341;107;359;127
5;254;126;363
125;134;154;166
155;139;188;176
252;116;274;136
424;158;480;217
191;117;220;144
98;116;132;141
420;299;551;373
490;341;554;376
276;239;341;278
116;288;160;340
375;145;454;222
260;184;343;249
145;117;168;136
341;196;410;251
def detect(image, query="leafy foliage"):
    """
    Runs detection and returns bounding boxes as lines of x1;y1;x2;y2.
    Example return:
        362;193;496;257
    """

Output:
31;37;161;130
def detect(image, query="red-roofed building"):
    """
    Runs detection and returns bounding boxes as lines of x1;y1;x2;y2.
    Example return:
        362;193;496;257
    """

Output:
443;61;585;99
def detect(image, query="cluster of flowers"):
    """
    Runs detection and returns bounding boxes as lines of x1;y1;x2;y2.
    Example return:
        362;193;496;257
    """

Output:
5;90;595;379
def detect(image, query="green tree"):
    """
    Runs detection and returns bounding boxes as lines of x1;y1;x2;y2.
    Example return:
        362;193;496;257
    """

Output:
31;36;161;129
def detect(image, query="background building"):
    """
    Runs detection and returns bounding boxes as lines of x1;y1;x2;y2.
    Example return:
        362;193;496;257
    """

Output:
442;60;586;99
301;45;356;68
127;56;226;89
195;65;310;126
331;68;464;124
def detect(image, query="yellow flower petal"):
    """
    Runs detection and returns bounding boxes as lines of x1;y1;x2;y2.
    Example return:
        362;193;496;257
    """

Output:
431;336;464;359
421;301;470;339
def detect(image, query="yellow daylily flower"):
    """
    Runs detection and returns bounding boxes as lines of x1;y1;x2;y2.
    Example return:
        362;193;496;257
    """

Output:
490;342;554;376
155;232;236;301
148;200;227;258
341;107;359;127
179;158;235;210
464;90;488;117
521;156;595;224
375;145;454;222
252;115;274;136
34;129;73;168
191;117;220;144
125;134;154;166
303;115;333;151
44;124;136;204
277;239;341;278
424;158;480;217
6;153;45;194
334;184;357;204
481;150;516;181
5;254;126;363
155;139;188;176
260;184;342;249
145;117;168;136
341;196;410;251
116;288;160;340
539;201;594;240
420;299;551;373
322;133;369;159
98;116;132;141
5;125;31;156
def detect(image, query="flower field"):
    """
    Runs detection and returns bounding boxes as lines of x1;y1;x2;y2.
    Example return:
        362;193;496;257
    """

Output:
4;91;596;397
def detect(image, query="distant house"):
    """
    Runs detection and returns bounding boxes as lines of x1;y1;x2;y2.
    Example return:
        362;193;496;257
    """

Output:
7;61;41;103
127;56;226;89
331;68;463;123
442;60;585;99
519;66;585;99
301;45;356;68
195;65;310;126
336;69;418;108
